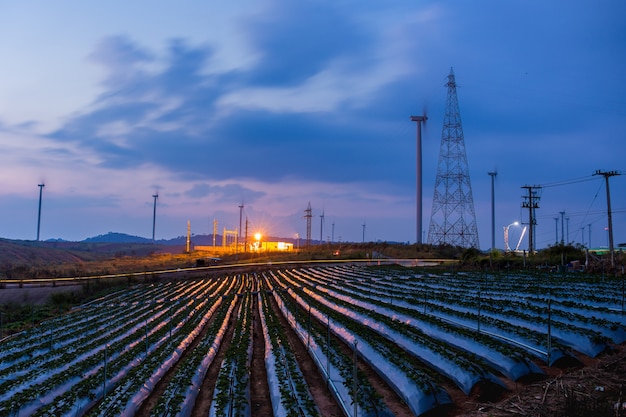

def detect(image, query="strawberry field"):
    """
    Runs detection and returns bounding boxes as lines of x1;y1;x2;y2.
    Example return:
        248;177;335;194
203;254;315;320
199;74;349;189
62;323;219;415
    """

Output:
1;265;624;416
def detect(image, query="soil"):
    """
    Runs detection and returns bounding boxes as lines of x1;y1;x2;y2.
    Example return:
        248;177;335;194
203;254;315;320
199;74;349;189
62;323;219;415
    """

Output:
250;292;273;416
457;344;626;417
190;296;241;417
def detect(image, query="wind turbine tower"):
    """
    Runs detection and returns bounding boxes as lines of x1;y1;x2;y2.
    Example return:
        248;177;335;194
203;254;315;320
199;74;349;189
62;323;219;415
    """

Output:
152;193;158;243
37;183;45;241
428;68;479;248
410;112;427;244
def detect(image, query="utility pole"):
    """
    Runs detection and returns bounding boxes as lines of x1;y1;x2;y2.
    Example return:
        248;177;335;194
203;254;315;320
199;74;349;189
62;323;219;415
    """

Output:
593;170;620;269
560;211;565;245
554;218;559;245
186;220;191;253
245;217;249;252
152;193;158;243
488;171;497;251
213;219;217;247
238;204;243;253
521;185;541;254
37;183;45;241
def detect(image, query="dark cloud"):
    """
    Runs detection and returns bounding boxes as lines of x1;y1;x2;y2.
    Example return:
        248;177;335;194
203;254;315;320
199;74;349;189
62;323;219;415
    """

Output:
242;1;372;86
48;27;410;185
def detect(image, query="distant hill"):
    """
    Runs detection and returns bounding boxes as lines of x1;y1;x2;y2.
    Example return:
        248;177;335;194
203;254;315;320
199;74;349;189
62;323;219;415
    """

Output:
83;232;152;244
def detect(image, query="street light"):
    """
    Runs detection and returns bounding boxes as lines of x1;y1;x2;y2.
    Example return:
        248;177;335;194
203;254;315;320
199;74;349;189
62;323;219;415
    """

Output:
504;222;519;252
254;233;262;252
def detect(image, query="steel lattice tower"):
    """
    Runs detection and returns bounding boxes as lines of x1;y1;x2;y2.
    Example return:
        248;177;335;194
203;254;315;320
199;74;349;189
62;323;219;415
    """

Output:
427;68;480;248
304;201;312;247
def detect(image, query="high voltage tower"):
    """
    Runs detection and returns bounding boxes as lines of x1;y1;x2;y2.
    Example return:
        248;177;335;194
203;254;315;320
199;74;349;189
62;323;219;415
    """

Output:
427;68;479;248
304;201;312;247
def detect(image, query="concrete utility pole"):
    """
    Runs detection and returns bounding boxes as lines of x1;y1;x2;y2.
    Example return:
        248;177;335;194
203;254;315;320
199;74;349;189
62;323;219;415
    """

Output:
593;170;620;269
521;185;541;254
560;211;565;244
238;204;243;240
213;219;217;247
37;183;45;241
152;193;158;243
488;171;497;251
554;218;559;245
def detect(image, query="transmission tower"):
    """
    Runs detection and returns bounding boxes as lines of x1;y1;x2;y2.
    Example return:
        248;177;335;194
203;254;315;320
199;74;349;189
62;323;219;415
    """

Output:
427;68;479;248
304;202;312;247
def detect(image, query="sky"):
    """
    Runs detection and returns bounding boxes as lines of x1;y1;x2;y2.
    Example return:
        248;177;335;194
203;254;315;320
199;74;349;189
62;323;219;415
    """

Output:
0;1;625;250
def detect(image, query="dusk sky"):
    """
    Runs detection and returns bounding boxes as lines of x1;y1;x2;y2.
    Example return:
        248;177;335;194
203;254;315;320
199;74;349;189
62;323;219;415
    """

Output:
0;1;624;250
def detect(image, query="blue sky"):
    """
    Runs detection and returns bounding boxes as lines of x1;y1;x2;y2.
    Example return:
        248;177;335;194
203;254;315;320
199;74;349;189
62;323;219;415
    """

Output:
0;1;624;250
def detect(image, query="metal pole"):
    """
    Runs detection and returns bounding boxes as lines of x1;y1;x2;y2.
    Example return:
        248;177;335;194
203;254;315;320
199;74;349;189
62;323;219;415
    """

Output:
547;294;552;366
37;183;45;241
477;287;481;333
353;340;358;417
103;344;107;400
327;315;331;387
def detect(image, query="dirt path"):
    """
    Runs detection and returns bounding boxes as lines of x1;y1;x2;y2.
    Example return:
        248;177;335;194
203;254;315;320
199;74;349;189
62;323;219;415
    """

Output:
190;296;241;417
250;292;273;415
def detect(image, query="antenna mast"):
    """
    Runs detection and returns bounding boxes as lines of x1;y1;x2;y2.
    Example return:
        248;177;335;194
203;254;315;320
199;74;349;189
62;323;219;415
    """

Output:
428;68;480;248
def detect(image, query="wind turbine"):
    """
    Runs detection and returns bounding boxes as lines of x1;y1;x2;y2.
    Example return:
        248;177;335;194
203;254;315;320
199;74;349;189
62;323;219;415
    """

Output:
411;108;428;244
37;183;45;241
152;192;158;243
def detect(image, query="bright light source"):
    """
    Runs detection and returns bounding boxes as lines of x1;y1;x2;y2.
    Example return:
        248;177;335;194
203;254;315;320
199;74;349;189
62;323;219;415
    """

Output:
254;232;262;241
